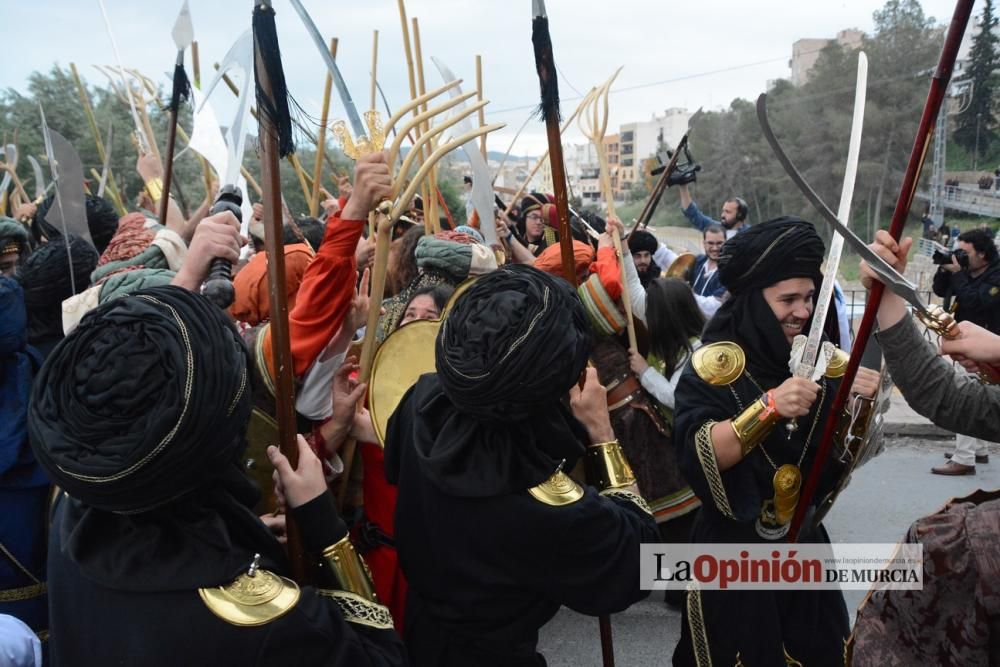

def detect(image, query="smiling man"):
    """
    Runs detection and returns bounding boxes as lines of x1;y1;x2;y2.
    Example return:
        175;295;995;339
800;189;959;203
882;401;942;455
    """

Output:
671;217;880;665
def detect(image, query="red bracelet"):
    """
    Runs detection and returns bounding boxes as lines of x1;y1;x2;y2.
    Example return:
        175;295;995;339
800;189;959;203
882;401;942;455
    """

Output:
761;390;779;420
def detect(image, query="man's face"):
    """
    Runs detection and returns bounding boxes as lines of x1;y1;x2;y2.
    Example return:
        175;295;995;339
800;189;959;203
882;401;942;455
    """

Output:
525;211;544;241
703;231;725;261
762;277;815;344
720;201;741;228
633;250;652;275
957;240;988;272
0;251;18;277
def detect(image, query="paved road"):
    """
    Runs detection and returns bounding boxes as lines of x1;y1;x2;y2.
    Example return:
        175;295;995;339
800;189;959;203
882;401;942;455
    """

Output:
537;435;999;666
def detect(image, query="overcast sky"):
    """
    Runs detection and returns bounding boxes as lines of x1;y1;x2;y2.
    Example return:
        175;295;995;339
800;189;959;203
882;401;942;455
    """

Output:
2;0;980;156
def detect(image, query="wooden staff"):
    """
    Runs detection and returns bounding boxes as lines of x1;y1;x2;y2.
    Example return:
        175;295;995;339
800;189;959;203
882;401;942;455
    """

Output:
191;41;201;88
253;0;308;583
476;55;487;159
411;17;438;233
309;38;338;218
579;70;637;351
69;63;126;215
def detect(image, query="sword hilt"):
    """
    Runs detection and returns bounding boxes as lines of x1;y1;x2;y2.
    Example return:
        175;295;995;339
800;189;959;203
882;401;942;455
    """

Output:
202;184;243;309
785;419;799;437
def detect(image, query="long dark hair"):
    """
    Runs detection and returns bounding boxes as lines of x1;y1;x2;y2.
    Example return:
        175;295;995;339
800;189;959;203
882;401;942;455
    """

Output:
645;277;706;376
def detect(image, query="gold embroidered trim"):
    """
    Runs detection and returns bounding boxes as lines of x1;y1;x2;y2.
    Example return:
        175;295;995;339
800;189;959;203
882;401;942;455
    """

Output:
695;421;735;519
600;488;653;515
687;583;712;667
783;645;803;666
0;541;41;584
318;590;394;630
0;582;47;602
36;630;49;642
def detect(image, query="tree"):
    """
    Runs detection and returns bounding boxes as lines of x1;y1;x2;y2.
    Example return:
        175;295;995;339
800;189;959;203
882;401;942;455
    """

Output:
955;0;999;153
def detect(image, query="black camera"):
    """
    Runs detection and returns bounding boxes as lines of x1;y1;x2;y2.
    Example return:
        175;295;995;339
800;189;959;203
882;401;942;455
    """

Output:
933;247;969;268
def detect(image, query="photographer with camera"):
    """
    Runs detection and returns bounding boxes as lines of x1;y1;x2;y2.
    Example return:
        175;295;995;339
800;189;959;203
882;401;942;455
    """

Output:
930;228;1000;475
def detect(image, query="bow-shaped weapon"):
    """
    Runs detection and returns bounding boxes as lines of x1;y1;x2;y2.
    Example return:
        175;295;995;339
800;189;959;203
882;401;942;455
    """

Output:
760;0;975;544
198;28;255;308
159;0;194;226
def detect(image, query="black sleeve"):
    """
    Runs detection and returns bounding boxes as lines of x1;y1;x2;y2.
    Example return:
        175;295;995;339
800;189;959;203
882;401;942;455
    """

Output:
931;267;952;298
950;270;1000;316
291;491;348;553
542;487;659;616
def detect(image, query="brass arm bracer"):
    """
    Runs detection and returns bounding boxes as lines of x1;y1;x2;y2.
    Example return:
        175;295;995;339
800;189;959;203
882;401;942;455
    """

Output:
320;536;377;602
584;439;637;491
731;391;780;457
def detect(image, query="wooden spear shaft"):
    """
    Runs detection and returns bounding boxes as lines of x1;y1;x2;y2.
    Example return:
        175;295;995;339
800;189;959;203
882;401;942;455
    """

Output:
412;18;438;233
253;16;309;583
191;41;201;88
309;38;337;218
369;30;379;113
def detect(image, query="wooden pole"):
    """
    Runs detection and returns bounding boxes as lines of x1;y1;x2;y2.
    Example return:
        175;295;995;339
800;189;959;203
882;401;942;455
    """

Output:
476;55;487;159
412;18;438;233
191;41;201;88
309;38;337;218
69;63;126;215
253;9;309;583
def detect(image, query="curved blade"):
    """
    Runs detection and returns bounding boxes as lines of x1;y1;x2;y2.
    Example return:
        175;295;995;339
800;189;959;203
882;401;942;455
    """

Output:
171;0;194;51
431;56;497;245
756;90;924;312
796;51;867;376
28;156;46;199
199;29;253;187
288;0;366;141
0;146;11;200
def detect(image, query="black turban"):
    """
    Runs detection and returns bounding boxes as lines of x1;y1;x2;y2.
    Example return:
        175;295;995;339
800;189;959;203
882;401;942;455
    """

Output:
705;217;835;385
518;192;548;221
436;263;591;421
29;285;252;513
717;216;824;295
19;235;98;346
627;229;658;255
34;194;119;255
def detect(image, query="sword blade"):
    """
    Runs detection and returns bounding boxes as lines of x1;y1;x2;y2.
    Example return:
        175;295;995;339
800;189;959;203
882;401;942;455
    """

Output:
28;156;45;199
431;57;497;244
200;29;254;188
756;90;927;315
797;52;867;375
288;0;367;141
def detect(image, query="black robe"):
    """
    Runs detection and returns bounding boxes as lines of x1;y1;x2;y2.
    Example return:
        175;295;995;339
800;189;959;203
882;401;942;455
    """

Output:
46;487;405;666
671;348;850;667
385;374;659;666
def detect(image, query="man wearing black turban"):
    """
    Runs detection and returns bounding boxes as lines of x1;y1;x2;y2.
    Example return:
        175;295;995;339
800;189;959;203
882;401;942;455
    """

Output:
18;235;98;359
670;218;881;666
384;264;659;666
627;229;661;288
30;280;405;665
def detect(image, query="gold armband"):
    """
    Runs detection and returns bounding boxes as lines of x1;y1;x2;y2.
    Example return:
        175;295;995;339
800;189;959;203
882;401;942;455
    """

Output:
320;536;377;602
584;439;637;491
731;391;780;457
145;178;164;203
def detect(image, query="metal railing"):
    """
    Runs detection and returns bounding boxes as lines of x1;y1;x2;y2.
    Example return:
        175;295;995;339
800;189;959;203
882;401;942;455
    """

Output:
841;288;939;345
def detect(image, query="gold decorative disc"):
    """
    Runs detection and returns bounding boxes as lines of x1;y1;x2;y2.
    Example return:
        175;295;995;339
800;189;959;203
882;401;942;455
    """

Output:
692;342;746;386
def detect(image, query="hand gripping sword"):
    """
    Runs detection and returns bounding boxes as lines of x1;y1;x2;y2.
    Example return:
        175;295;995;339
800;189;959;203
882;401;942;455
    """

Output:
198;29;255;308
